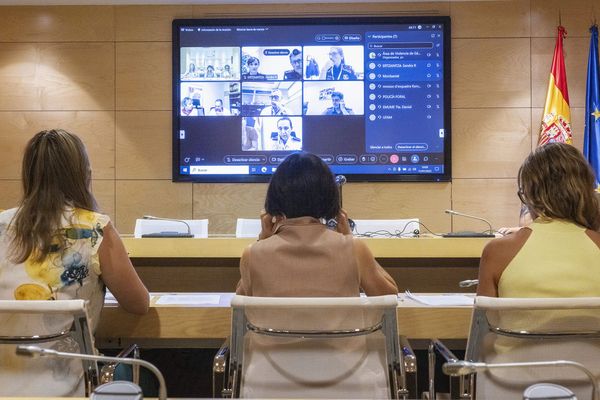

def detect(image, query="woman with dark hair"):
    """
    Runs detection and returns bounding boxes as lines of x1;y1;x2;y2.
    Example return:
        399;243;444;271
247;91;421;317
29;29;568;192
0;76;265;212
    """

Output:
477;143;600;297
236;152;398;297
241;56;266;80
0;129;149;395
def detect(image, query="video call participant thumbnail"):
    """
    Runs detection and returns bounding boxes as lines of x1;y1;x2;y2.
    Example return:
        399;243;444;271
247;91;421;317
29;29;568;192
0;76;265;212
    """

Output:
322;91;354;115
242;56;267;80
266;116;302;151
284;49;303;80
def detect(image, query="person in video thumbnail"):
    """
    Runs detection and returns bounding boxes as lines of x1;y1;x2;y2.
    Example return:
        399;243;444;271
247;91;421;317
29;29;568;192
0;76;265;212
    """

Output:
322;91;354;115
183;62;198;79
181;97;200;116
208;99;231;116
260;89;289;116
242;56;267;80
284;49;303;80
222;64;231;78
242;117;259;151
205;65;216;78
325;47;357;81
271;117;301;151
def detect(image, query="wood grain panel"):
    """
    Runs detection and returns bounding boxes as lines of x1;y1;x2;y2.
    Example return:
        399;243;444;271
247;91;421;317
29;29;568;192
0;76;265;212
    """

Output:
531;107;585;152
115;5;193;42
0;43;114;111
531;37;588;109
450;0;530;38
343;183;452;233
116;42;171;111
0;111;115;180
453;39;530;108
0;6;114;42
0;180;21;211
452;178;521;232
452;108;531;178
116;180;193;234
116;111;171;180
531;0;600;38
192;2;450;18
93;180;115;223
192;183;268;234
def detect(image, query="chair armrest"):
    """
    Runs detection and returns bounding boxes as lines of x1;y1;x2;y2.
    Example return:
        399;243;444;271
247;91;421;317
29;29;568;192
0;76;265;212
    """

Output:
213;337;231;398
99;344;140;385
429;339;472;400
400;336;417;373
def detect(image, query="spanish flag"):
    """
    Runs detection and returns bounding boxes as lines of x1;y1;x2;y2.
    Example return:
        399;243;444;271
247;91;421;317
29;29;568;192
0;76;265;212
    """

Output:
539;26;572;146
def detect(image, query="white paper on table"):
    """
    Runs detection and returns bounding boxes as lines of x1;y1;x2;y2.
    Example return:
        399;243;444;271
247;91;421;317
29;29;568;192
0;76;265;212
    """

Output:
405;291;474;306
155;294;221;305
104;290;118;305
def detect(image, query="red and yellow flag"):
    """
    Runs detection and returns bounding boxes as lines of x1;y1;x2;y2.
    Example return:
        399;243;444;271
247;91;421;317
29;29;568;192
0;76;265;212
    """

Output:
539;26;572;146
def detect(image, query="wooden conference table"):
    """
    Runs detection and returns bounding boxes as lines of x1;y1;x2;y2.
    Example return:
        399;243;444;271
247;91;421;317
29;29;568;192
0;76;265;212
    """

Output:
121;236;491;293
96;292;473;348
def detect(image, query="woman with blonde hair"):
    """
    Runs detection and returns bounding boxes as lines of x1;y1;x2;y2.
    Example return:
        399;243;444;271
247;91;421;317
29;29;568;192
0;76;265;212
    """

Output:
0;129;149;396
477;142;600;297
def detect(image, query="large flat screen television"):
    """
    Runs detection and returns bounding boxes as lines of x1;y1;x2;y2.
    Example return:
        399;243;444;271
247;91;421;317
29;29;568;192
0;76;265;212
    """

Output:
173;16;451;182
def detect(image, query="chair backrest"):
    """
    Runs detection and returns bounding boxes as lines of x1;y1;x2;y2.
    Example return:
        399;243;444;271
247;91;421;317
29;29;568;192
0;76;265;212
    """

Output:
229;295;403;399
352;219;420;237
134;218;208;238
235;218;261;238
0;299;98;396
465;296;600;400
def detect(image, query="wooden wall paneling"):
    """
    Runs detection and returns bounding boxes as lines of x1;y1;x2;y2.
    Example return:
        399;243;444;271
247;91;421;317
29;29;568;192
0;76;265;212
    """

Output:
115;6;194;42
450;0;530;38
0;181;21;211
192;2;450;18
0;43;115;111
93;180;116;223
116;111;172;180
192;183;268;235
135;266;239;292
0;111;115;180
116;180;193;233
452;108;531;178
0;6;114;42
531;0;600;38
452;38;530;108
452;178;521;231
531;37;589;109
116;42;171;111
342;182;452;233
531;107;586;152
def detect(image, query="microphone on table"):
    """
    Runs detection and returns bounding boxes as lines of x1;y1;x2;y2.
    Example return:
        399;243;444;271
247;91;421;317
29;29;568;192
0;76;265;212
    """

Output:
327;175;355;232
16;345;167;400
141;215;193;238
442;359;599;400
442;209;495;238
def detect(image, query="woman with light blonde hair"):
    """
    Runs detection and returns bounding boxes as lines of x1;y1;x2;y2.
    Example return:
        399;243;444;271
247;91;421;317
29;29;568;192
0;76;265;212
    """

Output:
0;129;149;396
478;142;600;297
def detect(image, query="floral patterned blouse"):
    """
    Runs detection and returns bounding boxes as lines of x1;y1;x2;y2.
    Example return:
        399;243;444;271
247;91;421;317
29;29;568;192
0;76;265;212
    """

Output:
0;207;109;396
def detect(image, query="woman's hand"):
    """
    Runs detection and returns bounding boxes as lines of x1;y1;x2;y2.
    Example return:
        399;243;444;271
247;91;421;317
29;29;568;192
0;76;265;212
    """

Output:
258;210;282;240
336;208;353;236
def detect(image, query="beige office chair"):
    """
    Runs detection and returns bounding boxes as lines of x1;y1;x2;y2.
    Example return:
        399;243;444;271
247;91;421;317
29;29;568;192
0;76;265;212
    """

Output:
431;296;600;400
0;299;139;396
215;294;413;399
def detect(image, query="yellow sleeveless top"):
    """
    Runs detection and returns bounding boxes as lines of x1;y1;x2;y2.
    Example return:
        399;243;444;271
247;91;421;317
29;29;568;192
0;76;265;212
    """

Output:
498;219;600;298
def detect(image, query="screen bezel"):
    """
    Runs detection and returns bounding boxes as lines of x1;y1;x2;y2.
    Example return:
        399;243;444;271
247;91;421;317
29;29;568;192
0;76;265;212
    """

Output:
172;16;451;183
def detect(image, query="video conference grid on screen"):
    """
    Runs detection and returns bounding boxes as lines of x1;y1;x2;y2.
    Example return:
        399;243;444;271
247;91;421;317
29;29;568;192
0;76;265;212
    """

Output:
173;18;450;182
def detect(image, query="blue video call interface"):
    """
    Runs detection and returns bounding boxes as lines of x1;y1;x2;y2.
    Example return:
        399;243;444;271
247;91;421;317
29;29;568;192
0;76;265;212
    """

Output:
174;18;449;182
